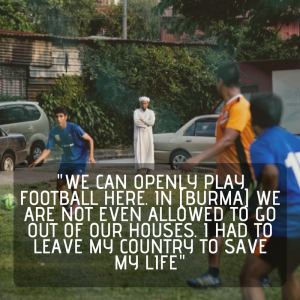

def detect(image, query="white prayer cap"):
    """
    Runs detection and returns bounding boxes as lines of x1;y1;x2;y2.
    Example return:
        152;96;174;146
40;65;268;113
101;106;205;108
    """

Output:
139;96;150;102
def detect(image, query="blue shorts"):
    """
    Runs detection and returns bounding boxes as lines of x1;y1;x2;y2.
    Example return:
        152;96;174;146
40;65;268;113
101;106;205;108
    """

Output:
57;162;87;179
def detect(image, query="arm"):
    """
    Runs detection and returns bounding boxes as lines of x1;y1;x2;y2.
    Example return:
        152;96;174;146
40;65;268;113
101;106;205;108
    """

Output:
261;164;279;191
28;149;51;170
143;111;155;127
181;128;239;172
258;164;279;218
249;140;277;219
134;110;147;128
82;133;96;168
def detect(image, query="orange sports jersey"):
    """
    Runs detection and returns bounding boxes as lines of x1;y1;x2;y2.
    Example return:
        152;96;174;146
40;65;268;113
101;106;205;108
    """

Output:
216;94;255;184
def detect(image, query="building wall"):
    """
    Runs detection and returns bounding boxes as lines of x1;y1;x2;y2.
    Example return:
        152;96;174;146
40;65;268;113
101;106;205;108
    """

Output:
0;37;51;66
160;18;203;42
237;59;300;94
213;59;300;114
0;36;52;100
278;20;300;40
28;45;82;101
0;34;82;101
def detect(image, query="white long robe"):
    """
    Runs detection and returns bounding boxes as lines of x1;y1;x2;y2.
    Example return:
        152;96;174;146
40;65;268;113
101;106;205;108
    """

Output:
133;108;155;170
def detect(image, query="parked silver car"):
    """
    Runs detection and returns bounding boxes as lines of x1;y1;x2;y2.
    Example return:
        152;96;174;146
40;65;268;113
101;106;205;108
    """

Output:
154;114;218;169
0;126;27;171
0;101;49;165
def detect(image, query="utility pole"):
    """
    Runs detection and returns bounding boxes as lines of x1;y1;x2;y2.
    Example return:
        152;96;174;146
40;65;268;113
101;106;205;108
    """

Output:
122;0;127;39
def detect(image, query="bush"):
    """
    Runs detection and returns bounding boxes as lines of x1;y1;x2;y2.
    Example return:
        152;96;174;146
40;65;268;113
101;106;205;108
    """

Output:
0;94;19;102
81;42;231;138
37;79;116;148
39;43;232;147
48;74;87;107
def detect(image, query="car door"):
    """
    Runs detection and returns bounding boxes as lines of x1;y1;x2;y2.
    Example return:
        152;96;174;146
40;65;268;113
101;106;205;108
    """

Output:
181;118;217;163
0;127;8;158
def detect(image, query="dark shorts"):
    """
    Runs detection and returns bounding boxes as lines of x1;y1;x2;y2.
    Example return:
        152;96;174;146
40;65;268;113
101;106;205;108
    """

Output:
209;181;259;218
57;162;87;179
255;236;300;274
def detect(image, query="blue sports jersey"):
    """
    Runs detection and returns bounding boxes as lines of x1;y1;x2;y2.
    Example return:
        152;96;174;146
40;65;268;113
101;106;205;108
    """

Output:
46;122;88;164
250;126;300;238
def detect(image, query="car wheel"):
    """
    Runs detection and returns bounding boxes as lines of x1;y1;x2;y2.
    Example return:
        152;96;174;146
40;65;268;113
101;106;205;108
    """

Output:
1;153;15;171
170;150;191;170
28;142;44;166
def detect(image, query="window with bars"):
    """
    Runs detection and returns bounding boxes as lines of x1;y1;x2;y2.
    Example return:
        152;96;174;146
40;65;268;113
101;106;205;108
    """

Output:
0;65;27;99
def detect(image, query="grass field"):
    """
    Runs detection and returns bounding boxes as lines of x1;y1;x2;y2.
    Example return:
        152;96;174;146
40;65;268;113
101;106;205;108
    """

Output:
0;174;298;300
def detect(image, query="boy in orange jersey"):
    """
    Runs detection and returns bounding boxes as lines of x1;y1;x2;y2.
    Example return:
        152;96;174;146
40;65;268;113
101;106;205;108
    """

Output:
181;62;265;287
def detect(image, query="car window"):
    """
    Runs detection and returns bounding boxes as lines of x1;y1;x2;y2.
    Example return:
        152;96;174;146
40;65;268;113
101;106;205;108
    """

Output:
5;105;30;124
24;105;41;121
0;107;7;125
195;120;216;137
184;123;196;136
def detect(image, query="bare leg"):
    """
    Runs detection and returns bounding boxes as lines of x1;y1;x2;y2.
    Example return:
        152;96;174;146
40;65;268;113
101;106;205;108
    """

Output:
281;271;300;300
240;254;273;300
57;178;67;206
136;169;141;175
146;169;151;175
208;206;227;268
71;175;82;206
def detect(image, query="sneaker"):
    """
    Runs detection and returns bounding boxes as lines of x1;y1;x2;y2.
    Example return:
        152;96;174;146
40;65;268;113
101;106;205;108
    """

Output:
70;203;81;215
261;277;271;287
60;205;71;216
187;273;221;288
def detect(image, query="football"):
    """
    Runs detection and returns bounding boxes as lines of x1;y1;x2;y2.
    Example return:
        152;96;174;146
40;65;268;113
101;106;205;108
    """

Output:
0;193;17;210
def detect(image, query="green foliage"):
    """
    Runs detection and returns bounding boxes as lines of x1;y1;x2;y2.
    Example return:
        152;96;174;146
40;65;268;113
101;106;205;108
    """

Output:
47;74;87;106
0;94;19;102
156;0;300;60
157;0;300;35
236;30;300;61
24;0;99;36
37;76;116;148
97;0;160;40
0;0;36;32
81;42;231;139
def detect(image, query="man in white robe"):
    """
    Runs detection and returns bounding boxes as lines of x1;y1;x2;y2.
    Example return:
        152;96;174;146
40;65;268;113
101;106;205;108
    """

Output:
133;96;155;174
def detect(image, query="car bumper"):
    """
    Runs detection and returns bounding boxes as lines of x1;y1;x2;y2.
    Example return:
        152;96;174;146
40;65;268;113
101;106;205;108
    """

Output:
16;149;28;165
154;150;171;164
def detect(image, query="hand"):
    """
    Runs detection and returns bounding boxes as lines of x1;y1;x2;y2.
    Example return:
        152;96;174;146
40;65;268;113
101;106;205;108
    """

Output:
28;162;37;171
140;118;143;122
180;156;200;173
88;156;96;168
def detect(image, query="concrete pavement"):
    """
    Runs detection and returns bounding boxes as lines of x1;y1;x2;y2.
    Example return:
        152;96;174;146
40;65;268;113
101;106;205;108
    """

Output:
45;148;134;163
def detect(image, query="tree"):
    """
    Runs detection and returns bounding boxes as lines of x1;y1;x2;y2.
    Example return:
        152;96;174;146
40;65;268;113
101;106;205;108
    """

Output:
157;0;300;35
24;0;99;36
0;0;36;32
97;0;160;40
156;0;300;60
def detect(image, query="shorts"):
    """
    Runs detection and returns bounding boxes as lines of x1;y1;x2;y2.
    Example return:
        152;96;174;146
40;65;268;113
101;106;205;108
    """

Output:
57;162;87;179
254;236;300;274
209;181;259;219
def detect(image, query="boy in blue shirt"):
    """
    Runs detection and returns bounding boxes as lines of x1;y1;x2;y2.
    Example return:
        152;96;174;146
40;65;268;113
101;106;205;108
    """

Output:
241;93;300;300
28;106;96;214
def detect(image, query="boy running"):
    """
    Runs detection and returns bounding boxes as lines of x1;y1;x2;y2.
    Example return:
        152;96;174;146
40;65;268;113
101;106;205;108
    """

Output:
241;93;300;300
28;106;96;214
